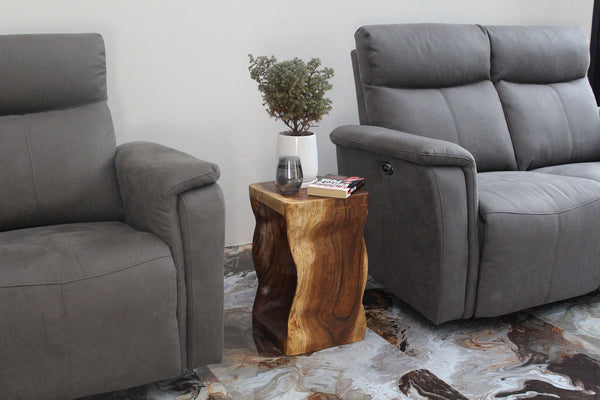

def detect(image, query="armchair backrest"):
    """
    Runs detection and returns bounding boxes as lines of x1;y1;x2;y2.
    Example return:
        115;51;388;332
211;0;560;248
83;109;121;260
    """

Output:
487;25;600;170
353;23;517;172
0;34;123;231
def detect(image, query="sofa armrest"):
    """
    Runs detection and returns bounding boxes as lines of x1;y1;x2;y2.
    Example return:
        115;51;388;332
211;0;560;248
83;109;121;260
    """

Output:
330;124;479;323
330;124;475;168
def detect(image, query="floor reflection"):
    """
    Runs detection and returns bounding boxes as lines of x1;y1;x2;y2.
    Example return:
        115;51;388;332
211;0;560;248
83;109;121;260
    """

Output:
85;244;600;399
216;245;600;399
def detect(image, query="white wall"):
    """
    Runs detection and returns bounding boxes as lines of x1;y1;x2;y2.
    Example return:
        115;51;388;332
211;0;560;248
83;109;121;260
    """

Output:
0;0;593;245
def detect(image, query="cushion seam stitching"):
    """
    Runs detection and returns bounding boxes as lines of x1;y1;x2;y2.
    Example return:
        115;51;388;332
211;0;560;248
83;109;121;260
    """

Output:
6;98;108;117
20;115;42;210
180;195;194;368
0;255;172;288
481;196;600;217
438;88;463;146
332;137;473;166
370;200;443;230
493;82;520;170
167;170;217;196
544;214;560;303
59;285;74;399
431;168;446;323
549;84;575;160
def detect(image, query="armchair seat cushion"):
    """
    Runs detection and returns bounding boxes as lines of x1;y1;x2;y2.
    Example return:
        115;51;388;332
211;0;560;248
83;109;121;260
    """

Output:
0;222;181;398
476;171;600;317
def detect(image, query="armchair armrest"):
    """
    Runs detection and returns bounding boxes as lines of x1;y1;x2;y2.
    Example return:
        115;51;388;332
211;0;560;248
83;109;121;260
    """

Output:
115;141;219;246
116;141;219;201
116;141;224;366
330;124;475;167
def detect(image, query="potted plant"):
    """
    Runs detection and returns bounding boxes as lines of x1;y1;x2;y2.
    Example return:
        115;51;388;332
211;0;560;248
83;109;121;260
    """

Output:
249;54;334;185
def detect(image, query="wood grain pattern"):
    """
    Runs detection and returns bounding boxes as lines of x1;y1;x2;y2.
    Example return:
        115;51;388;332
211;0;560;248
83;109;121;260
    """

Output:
249;182;368;355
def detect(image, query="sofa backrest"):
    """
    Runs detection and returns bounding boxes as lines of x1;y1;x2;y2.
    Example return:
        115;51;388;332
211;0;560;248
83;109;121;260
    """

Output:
353;23;518;172
0;34;123;231
486;25;600;170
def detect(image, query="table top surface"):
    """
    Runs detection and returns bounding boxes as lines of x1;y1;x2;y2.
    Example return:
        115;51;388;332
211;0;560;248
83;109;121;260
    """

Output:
249;181;368;215
250;181;368;202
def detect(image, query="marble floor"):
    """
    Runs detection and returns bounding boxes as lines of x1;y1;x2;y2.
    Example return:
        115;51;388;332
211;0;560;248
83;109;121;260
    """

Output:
85;244;600;400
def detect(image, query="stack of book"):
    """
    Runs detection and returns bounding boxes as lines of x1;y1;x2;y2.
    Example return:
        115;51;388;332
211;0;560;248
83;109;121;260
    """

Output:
307;174;365;198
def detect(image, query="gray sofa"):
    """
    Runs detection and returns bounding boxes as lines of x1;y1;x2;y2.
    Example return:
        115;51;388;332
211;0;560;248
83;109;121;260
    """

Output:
331;24;600;324
0;34;225;399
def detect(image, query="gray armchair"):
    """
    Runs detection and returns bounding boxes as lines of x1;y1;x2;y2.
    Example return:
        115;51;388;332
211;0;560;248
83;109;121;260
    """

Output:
332;24;600;324
0;34;225;399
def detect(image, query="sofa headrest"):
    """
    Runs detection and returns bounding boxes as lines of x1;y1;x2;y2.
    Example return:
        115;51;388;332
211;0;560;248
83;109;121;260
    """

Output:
0;33;107;116
486;25;589;83
354;23;491;88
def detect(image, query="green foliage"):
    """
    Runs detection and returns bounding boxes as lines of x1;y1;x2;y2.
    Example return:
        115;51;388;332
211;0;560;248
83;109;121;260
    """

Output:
249;54;334;136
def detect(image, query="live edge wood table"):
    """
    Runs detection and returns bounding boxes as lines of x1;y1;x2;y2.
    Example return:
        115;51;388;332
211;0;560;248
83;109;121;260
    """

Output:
249;181;369;356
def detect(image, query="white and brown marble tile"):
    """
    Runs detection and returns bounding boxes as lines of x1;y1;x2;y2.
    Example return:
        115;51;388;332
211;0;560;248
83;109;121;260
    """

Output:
79;244;600;399
215;245;600;399
78;369;231;400
363;286;600;398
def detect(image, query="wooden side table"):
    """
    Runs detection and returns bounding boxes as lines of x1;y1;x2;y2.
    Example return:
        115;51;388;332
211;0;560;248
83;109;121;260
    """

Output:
249;181;368;356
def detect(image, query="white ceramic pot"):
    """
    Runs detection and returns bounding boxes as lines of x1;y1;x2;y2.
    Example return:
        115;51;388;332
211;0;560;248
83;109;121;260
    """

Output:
276;132;318;187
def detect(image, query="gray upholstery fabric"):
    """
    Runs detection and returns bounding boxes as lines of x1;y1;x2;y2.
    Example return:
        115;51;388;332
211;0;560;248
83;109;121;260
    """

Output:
476;172;600;317
0;222;181;399
331;124;475;166
0;33;123;232
178;185;225;367
0;33;107;115
355;23;490;88
0;102;123;231
362;82;517;171
487;25;590;84
495;79;600;170
115;141;221;368
487;25;600;170
334;23;600;324
0;33;225;399
351;50;368;125
331;125;479;323
354;24;516;172
116;142;220;244
534;162;600;182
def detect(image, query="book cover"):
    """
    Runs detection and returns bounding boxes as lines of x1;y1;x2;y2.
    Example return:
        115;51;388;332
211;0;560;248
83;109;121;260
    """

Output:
307;174;365;198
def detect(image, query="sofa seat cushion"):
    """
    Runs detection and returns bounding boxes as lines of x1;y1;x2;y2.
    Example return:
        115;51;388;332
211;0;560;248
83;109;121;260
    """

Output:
0;222;181;398
533;162;600;182
476;171;600;317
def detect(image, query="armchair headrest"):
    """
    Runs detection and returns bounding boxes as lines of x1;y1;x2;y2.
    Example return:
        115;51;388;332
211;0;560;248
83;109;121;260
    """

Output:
0;33;107;116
